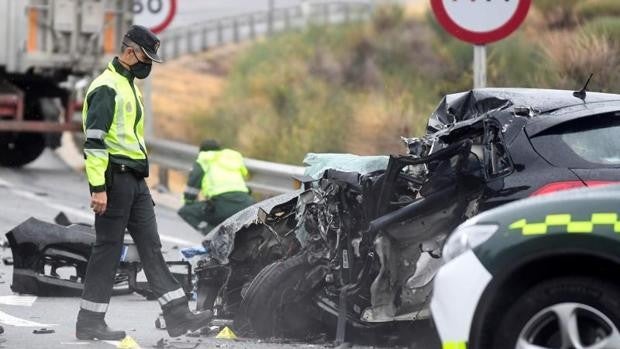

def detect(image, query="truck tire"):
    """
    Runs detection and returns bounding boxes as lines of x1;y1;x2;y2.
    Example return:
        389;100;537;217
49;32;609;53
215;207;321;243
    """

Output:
238;253;326;339
490;277;620;349
0;132;45;167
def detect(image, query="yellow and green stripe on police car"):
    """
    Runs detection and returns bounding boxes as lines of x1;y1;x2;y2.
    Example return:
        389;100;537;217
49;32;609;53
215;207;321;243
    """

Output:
509;213;620;235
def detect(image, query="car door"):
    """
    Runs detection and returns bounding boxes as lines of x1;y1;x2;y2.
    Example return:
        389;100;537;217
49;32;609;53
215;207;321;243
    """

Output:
528;112;620;185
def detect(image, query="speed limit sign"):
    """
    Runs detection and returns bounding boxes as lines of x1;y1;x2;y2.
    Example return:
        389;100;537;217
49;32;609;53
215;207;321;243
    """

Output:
431;0;531;45
133;0;177;34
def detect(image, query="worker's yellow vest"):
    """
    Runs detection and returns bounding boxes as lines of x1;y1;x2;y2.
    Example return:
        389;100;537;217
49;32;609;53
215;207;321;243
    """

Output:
82;62;147;161
197;149;249;198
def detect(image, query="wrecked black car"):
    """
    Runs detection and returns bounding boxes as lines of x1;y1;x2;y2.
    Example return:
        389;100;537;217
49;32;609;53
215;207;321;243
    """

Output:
196;88;620;340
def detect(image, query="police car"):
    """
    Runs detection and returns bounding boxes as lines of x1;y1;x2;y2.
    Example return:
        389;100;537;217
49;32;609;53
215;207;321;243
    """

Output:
431;185;620;349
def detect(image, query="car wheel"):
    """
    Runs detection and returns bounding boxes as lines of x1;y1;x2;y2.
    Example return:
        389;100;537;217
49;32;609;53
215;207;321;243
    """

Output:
237;253;326;339
0;132;45;167
492;277;620;349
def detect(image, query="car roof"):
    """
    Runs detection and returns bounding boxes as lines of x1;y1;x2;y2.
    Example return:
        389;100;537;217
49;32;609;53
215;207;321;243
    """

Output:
446;88;620;113
428;88;620;139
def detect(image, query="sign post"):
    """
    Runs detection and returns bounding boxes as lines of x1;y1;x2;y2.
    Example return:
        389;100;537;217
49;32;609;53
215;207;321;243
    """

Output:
473;45;486;88
133;0;177;139
430;0;531;89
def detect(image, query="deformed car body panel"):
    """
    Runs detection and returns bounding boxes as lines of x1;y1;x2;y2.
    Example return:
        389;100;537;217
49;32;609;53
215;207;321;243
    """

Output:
203;190;302;265
202;89;620;335
6;217;193;298
6;217;95;296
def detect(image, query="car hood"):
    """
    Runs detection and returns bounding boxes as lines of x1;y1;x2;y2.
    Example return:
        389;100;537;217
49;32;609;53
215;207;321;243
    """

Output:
203;190;302;264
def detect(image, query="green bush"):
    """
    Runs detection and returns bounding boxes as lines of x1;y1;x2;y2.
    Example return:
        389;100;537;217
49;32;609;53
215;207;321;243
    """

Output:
582;16;620;41
575;0;620;22
186;4;620;164
534;0;581;29
487;33;547;87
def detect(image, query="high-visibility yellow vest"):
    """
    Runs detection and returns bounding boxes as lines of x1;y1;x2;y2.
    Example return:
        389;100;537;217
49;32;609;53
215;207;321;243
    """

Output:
197;149;249;198
82;62;147;187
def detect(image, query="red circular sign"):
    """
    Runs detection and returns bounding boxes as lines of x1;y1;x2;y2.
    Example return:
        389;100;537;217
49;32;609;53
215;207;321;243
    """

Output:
151;0;177;34
431;0;531;45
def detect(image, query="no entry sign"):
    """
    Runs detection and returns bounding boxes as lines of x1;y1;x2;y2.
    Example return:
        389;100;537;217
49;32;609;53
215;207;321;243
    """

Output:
431;0;531;45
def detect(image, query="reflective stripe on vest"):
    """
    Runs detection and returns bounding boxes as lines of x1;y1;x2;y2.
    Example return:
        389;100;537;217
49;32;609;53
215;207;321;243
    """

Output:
443;342;467;349
197;149;249;198
82;62;147;160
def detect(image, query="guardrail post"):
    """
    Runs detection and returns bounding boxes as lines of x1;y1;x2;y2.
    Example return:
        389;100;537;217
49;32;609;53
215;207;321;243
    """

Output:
201;27;209;51
284;8;291;30
187;29;193;54
249;14;256;39
173;31;180;59
301;0;312;25
323;3;330;25
233;18;239;43
158;166;169;193
217;20;224;45
267;0;274;36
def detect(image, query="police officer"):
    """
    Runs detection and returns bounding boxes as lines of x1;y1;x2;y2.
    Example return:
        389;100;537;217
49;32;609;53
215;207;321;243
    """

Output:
77;25;212;340
178;140;255;233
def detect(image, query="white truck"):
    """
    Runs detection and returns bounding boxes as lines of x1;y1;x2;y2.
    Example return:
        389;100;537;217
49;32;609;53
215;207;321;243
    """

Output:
0;0;131;166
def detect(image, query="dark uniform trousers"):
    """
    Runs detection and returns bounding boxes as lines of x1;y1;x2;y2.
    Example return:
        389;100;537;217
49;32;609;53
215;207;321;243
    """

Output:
80;169;185;315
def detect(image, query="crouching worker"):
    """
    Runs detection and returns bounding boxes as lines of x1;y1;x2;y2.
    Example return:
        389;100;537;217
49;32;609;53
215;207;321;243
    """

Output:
77;25;212;340
178;140;256;234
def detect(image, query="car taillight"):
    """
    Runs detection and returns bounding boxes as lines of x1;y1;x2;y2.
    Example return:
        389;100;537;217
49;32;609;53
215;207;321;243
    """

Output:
531;181;617;197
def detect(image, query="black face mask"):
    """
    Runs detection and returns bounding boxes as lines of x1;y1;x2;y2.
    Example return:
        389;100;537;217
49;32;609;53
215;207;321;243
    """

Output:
130;50;152;79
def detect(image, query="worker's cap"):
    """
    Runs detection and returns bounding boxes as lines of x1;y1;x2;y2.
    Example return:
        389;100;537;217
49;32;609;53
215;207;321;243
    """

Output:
124;25;163;63
200;139;221;152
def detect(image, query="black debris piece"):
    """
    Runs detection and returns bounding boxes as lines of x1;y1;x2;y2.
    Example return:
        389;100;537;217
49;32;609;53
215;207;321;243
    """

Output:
33;328;54;334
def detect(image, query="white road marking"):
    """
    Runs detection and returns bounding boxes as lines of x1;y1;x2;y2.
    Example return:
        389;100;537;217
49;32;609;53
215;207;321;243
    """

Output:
0;176;196;247
0;295;37;307
0;310;57;327
59;342;91;346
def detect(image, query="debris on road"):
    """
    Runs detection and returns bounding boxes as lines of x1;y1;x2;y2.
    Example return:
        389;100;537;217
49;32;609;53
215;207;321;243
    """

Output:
5;216;192;298
155;313;166;329
153;338;201;349
32;328;54;334
117;336;140;349
215;327;237;340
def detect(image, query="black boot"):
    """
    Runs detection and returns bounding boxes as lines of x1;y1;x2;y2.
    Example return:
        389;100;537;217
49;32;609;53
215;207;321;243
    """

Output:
76;310;126;341
163;302;213;337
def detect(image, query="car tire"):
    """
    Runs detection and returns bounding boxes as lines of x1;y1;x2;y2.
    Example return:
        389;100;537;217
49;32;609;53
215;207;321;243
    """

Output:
491;276;620;349
0;132;45;167
237;253;326;339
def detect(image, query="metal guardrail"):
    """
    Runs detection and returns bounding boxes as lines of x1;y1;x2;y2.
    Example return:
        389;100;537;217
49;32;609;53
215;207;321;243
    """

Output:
148;138;305;195
159;1;373;60
146;2;374;194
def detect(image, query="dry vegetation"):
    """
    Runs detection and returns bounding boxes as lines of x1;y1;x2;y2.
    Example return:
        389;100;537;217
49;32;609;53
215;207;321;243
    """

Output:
152;0;620;165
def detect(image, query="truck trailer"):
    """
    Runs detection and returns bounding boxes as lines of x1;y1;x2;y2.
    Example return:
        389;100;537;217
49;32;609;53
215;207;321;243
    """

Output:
0;0;131;166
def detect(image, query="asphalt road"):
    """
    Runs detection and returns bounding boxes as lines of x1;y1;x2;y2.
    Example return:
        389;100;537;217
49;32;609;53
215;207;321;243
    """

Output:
0;149;441;348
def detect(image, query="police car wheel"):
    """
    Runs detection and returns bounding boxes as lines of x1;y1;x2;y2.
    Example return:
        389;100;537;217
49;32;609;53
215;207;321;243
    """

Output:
492;277;620;349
